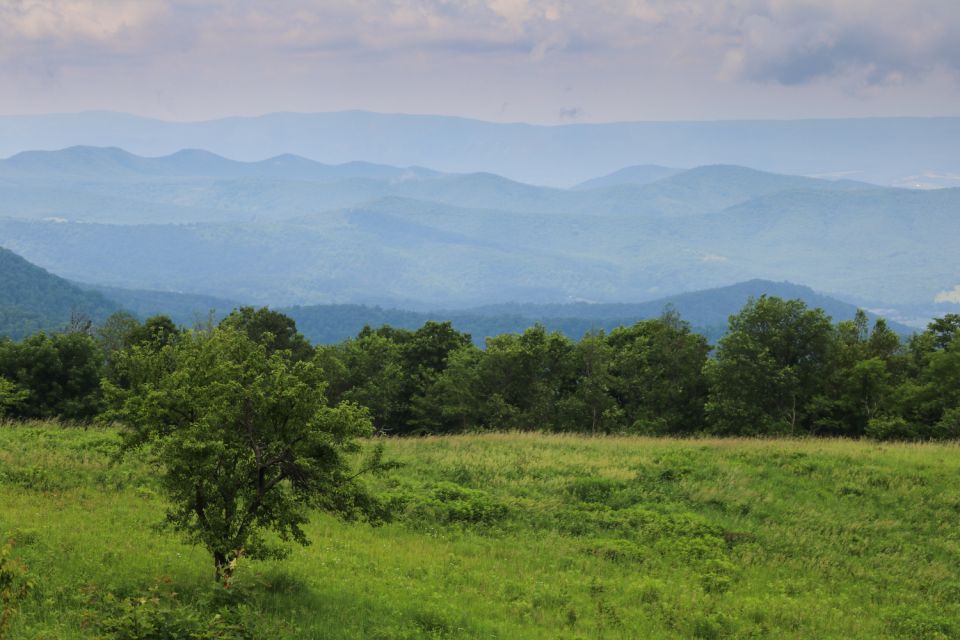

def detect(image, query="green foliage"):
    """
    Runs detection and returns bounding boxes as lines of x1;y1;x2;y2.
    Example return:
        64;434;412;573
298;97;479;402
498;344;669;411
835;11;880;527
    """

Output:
84;584;256;640
319;321;472;435
3;287;960;441
105;326;381;583
607;311;710;434
0;332;102;420
865;416;918;441
475;325;577;430
405;482;510;527
302;301;957;439
0;378;28;418
0;542;32;639
219;307;314;362
0;246;118;341
705;296;835;435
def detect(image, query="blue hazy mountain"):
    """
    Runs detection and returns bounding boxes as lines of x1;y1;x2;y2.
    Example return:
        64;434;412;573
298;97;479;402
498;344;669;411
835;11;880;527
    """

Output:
77;273;911;344
2;181;957;310
1;146;957;313
0;146;440;183
0;245;926;343
0;148;875;224
1;111;958;187
573;165;683;190
281;279;914;345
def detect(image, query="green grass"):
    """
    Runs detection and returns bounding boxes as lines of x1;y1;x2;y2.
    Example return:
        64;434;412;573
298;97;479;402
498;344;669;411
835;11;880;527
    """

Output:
2;423;960;639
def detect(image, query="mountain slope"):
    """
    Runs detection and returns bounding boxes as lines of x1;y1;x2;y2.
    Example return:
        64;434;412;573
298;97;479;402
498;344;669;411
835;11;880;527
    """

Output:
82;285;242;327
574;165;683;190
0;247;118;339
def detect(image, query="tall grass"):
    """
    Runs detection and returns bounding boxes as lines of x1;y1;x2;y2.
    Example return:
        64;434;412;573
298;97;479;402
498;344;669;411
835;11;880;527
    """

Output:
2;423;959;638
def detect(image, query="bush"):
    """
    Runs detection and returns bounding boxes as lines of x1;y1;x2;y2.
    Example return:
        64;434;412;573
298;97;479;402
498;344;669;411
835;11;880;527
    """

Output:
407;482;509;527
934;407;960;440
585;538;647;564
0;542;33;640
564;477;628;504
85;586;254;640
866;416;918;441
868;413;960;441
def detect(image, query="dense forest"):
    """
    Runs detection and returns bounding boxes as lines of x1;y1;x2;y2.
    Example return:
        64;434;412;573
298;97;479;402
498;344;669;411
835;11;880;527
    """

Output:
1;297;956;441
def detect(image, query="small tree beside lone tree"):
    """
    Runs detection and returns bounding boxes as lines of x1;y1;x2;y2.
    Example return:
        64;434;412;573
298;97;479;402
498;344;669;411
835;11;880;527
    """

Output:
106;325;386;584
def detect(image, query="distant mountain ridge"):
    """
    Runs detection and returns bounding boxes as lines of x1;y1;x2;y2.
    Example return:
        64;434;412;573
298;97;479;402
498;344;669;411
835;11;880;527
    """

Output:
282;279;915;345
0;245;922;344
0;147;877;225
0;146;441;183
1;111;958;187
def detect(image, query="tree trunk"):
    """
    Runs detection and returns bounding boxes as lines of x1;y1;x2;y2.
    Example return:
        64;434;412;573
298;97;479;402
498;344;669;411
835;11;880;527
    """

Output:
214;551;228;584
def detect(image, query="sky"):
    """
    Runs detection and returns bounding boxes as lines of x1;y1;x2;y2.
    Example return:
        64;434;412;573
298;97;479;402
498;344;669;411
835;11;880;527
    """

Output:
1;0;959;123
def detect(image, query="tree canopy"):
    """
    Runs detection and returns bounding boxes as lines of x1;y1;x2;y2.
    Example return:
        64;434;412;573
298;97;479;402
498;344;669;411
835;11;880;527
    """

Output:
105;325;383;583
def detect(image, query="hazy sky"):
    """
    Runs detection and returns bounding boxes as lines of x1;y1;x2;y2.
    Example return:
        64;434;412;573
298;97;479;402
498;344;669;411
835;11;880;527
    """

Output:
2;0;959;123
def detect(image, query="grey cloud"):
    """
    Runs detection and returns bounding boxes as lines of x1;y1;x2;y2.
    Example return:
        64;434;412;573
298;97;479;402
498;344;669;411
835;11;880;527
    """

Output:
1;0;958;122
719;1;960;86
5;1;959;85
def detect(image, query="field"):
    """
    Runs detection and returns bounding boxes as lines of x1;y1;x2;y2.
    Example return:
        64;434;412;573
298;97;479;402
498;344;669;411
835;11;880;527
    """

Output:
2;423;960;639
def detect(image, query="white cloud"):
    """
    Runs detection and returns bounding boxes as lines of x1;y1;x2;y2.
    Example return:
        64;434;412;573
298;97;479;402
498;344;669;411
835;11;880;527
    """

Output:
935;285;960;304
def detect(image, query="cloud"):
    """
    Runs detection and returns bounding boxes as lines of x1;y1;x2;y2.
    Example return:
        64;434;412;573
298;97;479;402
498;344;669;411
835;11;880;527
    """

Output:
700;254;729;263
557;106;583;119
2;1;955;76
1;1;958;120
935;285;960;304
715;1;960;87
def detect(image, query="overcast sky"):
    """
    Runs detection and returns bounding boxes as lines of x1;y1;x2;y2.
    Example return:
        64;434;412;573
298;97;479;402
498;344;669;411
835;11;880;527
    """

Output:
2;0;959;123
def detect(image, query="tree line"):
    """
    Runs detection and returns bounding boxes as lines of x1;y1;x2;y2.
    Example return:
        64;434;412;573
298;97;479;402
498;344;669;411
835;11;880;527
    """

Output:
0;297;958;441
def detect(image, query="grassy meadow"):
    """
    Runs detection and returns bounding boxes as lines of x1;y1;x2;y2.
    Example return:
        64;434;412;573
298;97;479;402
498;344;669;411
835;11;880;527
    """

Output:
2;423;960;639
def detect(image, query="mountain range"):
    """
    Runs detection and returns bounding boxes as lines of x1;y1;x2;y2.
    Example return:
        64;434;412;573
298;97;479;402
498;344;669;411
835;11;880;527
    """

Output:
2;111;959;188
0;245;915;344
0;146;957;314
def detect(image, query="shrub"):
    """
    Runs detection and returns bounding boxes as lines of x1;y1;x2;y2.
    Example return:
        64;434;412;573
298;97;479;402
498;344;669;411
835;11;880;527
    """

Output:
934;407;960;440
564;477;627;504
866;416;918;441
0;542;33;640
85;586;254;640
414;482;509;526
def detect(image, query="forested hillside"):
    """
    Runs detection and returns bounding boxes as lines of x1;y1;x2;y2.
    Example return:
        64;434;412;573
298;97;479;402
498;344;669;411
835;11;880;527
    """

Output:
0;247;117;339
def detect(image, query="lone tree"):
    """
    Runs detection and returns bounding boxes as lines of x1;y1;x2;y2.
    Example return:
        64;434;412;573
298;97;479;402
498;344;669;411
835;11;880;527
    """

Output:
106;326;384;584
